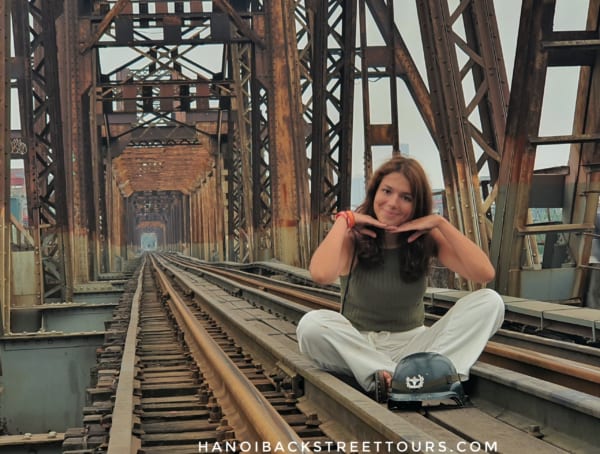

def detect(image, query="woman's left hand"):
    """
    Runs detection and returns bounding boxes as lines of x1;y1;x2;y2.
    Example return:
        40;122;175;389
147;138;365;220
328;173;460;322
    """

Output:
389;214;496;284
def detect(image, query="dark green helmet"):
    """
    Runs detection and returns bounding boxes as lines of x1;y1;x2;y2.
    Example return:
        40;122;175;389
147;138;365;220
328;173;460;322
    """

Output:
388;352;466;409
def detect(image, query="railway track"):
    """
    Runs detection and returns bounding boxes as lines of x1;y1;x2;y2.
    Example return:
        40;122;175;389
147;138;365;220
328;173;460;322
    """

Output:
64;259;343;453
62;254;600;453
163;253;600;396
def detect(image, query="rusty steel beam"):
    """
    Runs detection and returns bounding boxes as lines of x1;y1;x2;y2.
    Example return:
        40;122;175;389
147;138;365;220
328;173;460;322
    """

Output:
79;0;131;54
309;0;357;250
490;0;556;296
414;0;511;289
492;0;600;302
109;173;126;271
359;0;401;180
227;41;255;262
249;2;275;264
190;190;201;257
566;1;600;301
0;0;11;334
12;0;72;302
264;0;310;267
57;1;99;284
213;0;266;49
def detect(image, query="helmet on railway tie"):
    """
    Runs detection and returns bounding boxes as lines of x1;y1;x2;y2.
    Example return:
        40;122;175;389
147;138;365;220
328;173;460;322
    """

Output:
388;352;466;409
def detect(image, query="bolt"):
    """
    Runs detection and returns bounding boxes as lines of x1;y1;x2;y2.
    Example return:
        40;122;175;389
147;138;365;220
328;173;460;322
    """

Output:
527;425;544;438
216;418;233;441
305;413;321;427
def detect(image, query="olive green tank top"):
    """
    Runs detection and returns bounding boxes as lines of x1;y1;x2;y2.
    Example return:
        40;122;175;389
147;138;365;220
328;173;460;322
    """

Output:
340;247;426;332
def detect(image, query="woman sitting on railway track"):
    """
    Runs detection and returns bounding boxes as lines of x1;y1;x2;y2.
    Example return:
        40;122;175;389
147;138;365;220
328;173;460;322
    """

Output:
296;155;505;402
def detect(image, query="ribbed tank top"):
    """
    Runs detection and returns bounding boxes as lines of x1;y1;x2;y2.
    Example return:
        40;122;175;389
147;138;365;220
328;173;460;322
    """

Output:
340;247;426;332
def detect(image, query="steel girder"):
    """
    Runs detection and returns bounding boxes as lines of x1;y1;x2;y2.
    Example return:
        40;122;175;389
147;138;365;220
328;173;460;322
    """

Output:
12;0;71;303
8;0;597;303
309;0;357;250
416;0;510;289
491;0;600;302
0;1;11;334
227;39;255;262
255;0;310;267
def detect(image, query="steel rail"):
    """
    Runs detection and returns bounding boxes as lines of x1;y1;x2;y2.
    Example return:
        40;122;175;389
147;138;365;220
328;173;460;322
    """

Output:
167;254;599;347
484;341;600;397
158;254;600;397
106;258;144;454
149;256;312;453
167;254;340;308
152;253;584;452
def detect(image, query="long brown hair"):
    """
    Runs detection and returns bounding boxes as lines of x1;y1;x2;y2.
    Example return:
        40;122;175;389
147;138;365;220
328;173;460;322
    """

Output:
355;155;436;281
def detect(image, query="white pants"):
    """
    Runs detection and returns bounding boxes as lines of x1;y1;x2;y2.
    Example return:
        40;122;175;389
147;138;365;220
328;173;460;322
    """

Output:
296;288;505;392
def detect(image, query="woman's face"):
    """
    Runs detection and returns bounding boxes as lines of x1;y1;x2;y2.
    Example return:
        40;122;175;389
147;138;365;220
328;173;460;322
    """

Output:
373;171;415;226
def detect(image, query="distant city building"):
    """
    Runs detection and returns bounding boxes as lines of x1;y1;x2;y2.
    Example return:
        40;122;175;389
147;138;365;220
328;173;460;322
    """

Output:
10;168;28;225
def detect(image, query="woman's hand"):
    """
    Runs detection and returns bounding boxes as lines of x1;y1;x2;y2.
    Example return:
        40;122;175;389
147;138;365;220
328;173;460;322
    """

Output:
351;212;390;238
388;214;495;284
386;214;442;242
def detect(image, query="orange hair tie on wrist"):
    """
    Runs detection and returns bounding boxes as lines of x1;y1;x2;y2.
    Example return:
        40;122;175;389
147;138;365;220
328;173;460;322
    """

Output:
335;210;356;229
345;210;356;228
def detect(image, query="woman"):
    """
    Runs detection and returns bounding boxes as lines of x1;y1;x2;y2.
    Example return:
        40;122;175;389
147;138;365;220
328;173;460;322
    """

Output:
296;156;504;402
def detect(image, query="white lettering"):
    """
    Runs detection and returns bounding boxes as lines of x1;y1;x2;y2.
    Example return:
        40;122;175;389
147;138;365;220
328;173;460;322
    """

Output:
198;439;499;453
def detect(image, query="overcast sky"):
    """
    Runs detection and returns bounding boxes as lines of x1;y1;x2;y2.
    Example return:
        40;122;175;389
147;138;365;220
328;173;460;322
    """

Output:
359;1;590;189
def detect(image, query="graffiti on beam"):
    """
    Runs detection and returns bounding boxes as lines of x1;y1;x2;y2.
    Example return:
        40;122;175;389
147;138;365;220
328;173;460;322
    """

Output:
11;138;28;155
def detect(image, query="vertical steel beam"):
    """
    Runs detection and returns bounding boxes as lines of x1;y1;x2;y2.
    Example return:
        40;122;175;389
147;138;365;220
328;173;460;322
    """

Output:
228;42;255;262
250;74;273;261
364;0;438;148
110;175;125;271
58;1;97;283
309;0;357;250
190;190;201;257
492;0;600;301
568;1;600;300
12;0;72;302
359;0;400;180
490;0;554;296
182;193;190;255
260;0;310;267
415;0;509;266
0;1;11;333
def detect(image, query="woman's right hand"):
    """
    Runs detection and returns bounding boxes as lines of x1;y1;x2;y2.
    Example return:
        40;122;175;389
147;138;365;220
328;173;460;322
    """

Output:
351;212;389;238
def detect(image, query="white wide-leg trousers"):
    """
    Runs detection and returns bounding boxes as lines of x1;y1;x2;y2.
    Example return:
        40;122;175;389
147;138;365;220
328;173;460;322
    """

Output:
296;288;505;392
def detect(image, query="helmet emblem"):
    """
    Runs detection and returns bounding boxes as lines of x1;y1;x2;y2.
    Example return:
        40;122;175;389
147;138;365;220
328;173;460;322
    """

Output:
405;374;425;389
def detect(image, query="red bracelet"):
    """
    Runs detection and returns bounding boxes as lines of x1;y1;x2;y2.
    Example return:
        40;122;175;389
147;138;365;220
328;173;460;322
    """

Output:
335;210;356;229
